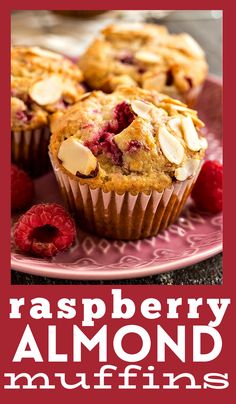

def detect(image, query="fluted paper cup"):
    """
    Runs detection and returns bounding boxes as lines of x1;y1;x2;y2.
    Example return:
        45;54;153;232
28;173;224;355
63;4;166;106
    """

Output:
50;153;202;240
11;126;51;177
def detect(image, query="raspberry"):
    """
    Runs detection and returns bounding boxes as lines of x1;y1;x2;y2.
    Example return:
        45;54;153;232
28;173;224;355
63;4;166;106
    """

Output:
113;101;134;132
191;160;223;214
14;203;76;257
127;140;143;153
11;164;35;211
85;102;134;166
85;132;123;166
15;110;28;123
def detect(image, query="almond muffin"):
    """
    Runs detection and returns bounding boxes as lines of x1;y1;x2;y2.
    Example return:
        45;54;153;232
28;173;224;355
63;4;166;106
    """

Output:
11;46;85;176
79;23;208;106
49;86;207;240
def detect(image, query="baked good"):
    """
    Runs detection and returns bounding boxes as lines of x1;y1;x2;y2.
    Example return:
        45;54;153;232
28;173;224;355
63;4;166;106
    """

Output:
11;46;85;176
49;86;207;240
79;23;208;106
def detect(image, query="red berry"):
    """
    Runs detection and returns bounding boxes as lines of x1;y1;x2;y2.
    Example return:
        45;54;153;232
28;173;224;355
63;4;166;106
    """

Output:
14;203;76;257
11;164;35;211
127;140;142;153
191;160;222;214
84;101;134;167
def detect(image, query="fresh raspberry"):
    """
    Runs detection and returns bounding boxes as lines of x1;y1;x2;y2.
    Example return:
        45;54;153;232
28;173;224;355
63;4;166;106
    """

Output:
14;203;76;257
11;164;35;211
191;160;223;214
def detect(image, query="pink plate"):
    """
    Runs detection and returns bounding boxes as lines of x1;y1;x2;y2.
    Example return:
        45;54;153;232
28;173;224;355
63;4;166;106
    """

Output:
11;76;222;280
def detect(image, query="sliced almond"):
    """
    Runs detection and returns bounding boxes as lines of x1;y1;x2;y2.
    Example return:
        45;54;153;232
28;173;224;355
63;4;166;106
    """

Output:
131;99;153;120
168;103;197;114
79;92;92;101
181;116;201;151
159;95;185;106
168;117;183;138
184;112;205;128
181;34;205;58
199;136;208;150
29;75;63;106
158;125;184;165
58;137;98;177
175;158;201;181
135;51;161;64
29;47;63;60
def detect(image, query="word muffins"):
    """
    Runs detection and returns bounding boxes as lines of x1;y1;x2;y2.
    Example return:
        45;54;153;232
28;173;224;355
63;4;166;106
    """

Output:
79;23;208;106
49;86;207;240
11;46;85;176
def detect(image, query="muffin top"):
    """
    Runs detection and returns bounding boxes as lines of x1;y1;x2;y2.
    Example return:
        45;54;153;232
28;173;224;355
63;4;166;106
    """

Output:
79;23;208;97
11;46;85;131
50;86;207;194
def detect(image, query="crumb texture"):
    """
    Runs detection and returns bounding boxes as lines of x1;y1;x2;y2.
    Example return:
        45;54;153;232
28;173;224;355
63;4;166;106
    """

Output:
50;86;207;193
11;46;84;131
79;23;208;97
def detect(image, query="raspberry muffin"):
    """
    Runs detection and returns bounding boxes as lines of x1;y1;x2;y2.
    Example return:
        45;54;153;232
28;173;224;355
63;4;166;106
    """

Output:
49;86;207;240
11;46;85;176
79;23;208;106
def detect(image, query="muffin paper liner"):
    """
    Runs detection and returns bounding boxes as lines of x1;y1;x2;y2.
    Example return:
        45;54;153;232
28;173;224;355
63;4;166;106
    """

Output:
11;126;51;177
50;154;202;240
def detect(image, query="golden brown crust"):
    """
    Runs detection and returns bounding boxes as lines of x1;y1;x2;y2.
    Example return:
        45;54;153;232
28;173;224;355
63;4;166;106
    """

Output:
79;23;208;99
49;86;207;194
11;46;85;131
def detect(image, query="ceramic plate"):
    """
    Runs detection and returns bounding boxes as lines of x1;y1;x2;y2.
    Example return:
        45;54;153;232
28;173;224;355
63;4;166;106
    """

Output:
11;76;222;280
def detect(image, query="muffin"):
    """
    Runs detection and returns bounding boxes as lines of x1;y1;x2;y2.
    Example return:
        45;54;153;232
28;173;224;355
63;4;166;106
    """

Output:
49;86;207;240
79;23;208;106
11;46;85;176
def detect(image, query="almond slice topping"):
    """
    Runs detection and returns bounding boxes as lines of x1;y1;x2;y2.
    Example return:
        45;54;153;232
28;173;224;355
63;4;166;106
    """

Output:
135;51;161;64
158;125;184;165
199;136;208;150
29;75;63;106
131;99;153;120
181;34;205;58
181;116;201;151
168;103;197;114
79;92;92;101
175;158;201;181
168;117;183;138
182;112;205;128
29;47;63;60
58;137;97;176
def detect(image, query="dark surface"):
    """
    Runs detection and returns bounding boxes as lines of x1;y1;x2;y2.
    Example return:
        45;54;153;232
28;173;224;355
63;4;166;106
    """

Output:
11;10;223;285
11;253;222;285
